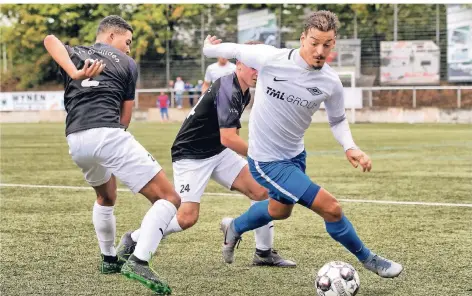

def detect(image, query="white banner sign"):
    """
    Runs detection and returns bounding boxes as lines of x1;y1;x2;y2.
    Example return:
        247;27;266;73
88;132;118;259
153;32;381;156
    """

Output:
447;4;472;82
0;91;65;111
380;40;440;85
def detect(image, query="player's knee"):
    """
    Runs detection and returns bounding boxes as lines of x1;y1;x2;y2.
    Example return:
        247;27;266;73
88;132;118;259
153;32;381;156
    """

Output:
324;201;342;221
96;190;117;206
251;186;268;201
163;192;181;209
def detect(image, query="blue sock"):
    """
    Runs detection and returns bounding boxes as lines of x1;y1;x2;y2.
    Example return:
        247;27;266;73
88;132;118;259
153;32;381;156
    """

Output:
233;200;273;234
325;215;371;261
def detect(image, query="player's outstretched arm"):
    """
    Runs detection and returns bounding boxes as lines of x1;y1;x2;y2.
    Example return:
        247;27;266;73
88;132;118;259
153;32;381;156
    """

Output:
325;81;372;172
203;35;277;71
220;128;248;156
43;35;105;80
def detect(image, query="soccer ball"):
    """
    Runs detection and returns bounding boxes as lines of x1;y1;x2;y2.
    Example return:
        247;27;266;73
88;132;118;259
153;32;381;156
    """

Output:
315;261;360;296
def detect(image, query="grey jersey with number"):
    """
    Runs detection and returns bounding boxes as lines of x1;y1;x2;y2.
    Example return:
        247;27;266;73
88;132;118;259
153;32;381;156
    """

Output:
60;43;138;136
171;73;250;162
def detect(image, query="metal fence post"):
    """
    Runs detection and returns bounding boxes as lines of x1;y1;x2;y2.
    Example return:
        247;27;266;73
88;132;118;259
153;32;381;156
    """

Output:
412;87;416;108
368;90;373;107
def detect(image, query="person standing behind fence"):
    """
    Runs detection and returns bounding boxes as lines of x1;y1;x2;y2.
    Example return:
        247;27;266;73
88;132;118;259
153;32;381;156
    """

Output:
201;57;236;94
184;82;194;107
174;76;185;109
157;91;169;122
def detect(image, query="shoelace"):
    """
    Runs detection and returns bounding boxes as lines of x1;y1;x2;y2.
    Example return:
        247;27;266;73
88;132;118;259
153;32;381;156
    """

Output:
235;237;242;249
371;256;392;271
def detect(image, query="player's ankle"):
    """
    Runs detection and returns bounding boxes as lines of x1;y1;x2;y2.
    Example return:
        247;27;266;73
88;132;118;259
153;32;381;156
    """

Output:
255;248;271;257
102;255;119;263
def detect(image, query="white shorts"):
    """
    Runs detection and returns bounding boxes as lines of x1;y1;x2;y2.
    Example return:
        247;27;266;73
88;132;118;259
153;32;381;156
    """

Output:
172;148;247;203
66;127;161;194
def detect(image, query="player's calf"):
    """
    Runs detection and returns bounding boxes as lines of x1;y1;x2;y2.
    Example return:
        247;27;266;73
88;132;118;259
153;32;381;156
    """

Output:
175;202;200;230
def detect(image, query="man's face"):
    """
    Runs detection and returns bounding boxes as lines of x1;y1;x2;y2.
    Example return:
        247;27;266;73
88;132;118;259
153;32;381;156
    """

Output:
109;29;133;55
237;61;258;88
299;28;336;70
218;57;228;65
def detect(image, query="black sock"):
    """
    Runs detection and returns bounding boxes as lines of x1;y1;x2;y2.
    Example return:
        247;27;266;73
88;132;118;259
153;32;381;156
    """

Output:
255;248;272;257
103;255;118;263
129;254;149;265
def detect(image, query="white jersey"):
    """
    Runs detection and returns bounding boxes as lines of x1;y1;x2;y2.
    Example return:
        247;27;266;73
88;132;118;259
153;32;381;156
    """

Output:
203;43;357;162
204;62;237;83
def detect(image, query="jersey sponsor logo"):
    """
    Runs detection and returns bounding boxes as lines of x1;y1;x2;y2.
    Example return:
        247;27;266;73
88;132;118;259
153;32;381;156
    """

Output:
306;87;323;96
273;77;288;82
81;78;100;87
87;48;120;63
266;86;318;109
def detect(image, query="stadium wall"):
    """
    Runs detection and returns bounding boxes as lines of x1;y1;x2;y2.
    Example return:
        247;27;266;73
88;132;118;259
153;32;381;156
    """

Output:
1;108;471;124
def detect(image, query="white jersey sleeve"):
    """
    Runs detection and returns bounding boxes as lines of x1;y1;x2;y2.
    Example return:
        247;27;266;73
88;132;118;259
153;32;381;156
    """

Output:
203;43;279;71
324;80;357;151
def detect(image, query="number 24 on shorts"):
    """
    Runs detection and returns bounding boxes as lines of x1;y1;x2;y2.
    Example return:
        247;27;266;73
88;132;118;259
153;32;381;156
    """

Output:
180;184;190;193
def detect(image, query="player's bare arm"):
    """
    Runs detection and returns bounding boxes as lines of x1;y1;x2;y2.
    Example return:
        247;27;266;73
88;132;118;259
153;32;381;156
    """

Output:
43;35;105;80
220;127;248;156
201;81;210;94
120;100;134;129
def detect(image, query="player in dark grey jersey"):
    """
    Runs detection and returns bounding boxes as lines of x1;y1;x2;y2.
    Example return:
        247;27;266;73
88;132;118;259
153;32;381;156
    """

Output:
120;42;295;268
44;15;179;295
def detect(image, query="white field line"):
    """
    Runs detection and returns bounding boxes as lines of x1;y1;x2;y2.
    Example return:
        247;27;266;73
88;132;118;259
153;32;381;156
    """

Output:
1;183;471;208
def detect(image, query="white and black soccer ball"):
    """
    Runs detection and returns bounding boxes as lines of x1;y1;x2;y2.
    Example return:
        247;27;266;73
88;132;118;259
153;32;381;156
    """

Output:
315;261;360;296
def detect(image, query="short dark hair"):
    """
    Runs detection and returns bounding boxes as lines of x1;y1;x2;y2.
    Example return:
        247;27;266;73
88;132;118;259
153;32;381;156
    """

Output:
304;10;339;36
97;15;133;36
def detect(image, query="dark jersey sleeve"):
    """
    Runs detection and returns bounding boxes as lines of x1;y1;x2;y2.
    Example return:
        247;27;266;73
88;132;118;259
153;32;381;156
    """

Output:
125;58;138;100
216;79;242;129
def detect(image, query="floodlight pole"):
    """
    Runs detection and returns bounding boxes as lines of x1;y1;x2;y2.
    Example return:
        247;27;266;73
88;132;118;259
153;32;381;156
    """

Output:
436;4;440;45
393;4;398;41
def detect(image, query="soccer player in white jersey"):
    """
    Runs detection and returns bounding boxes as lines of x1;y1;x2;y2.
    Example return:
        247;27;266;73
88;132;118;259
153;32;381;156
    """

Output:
203;10;403;279
201;57;237;93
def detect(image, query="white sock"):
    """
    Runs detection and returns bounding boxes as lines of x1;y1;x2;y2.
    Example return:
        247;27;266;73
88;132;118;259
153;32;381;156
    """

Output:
92;201;117;256
131;229;140;242
129;215;182;242
251;200;274;251
163;215;183;236
133;199;177;262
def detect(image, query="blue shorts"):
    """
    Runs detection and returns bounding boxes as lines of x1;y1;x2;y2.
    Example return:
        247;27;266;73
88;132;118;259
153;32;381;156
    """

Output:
160;107;168;117
248;151;321;208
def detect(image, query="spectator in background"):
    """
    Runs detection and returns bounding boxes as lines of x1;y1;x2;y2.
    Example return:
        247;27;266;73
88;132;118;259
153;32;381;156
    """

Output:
185;81;194;107
157;91;169;122
174;76;185;109
202;57;236;94
195;80;203;100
